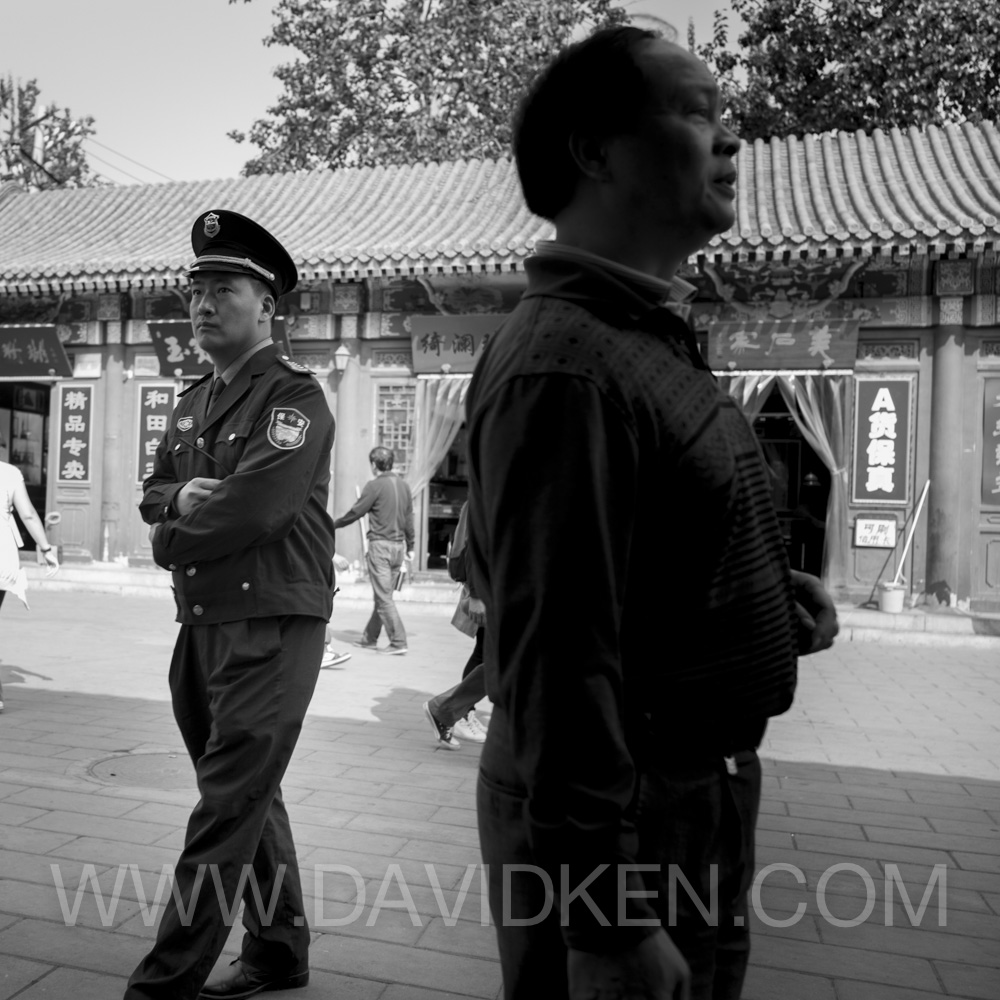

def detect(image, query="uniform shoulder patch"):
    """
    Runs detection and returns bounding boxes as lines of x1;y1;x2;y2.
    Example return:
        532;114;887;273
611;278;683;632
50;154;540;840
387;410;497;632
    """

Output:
276;354;314;375
267;408;310;449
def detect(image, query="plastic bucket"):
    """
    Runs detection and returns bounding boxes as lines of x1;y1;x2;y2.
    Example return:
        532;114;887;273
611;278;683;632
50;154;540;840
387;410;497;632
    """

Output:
877;583;906;614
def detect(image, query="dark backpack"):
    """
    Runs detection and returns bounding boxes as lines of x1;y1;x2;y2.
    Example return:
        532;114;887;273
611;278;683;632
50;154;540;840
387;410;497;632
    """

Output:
448;502;469;583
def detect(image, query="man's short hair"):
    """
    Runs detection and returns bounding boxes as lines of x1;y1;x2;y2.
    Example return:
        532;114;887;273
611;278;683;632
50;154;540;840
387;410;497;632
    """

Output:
247;275;276;301
370;447;394;471
513;25;659;221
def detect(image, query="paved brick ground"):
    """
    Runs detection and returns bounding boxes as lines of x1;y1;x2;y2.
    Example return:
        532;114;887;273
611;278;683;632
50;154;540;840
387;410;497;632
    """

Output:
0;590;998;999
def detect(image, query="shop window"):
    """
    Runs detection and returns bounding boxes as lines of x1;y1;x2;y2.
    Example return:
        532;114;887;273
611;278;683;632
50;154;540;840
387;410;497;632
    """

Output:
0;382;51;550
375;382;415;474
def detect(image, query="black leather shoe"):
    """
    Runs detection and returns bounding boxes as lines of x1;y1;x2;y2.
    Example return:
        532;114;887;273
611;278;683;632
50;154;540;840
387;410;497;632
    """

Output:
198;958;309;998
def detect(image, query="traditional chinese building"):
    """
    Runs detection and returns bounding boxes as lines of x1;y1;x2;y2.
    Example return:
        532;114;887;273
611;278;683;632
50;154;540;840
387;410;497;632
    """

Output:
1;121;999;609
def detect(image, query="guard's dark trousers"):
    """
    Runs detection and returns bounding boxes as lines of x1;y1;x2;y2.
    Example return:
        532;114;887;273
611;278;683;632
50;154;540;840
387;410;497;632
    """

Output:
124;615;324;1000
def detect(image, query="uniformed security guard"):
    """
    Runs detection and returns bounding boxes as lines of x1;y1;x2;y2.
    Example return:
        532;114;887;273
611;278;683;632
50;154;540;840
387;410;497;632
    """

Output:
126;210;335;1000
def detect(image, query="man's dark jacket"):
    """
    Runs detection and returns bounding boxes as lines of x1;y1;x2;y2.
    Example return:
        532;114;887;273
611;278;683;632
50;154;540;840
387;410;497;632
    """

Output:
140;343;335;625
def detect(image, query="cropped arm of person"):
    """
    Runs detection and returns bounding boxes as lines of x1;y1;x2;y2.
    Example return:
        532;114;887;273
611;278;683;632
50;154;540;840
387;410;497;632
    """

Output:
11;477;58;574
403;485;415;558
475;374;662;955
790;568;839;654
332;482;376;530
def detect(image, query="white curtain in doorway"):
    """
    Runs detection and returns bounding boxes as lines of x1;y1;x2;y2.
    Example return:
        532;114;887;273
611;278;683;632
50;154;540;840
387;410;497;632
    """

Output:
405;376;471;498
775;374;849;592
720;372;777;421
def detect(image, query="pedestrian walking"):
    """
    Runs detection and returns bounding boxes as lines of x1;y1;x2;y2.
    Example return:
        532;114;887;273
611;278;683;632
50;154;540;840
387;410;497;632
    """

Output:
127;210;336;1000
333;446;414;655
321;552;352;668
0;454;59;711
465;28;839;1000
423;502;489;748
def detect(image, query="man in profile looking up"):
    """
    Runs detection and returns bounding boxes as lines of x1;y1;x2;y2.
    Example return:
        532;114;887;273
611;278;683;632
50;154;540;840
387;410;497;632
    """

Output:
466;27;839;1000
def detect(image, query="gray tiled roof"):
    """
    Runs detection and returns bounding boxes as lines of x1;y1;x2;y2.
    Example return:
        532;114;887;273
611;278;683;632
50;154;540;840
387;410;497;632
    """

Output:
1;121;997;294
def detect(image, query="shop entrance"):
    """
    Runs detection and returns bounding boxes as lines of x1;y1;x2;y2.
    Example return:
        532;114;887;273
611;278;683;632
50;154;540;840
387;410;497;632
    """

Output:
0;381;51;551
426;424;468;570
752;389;830;576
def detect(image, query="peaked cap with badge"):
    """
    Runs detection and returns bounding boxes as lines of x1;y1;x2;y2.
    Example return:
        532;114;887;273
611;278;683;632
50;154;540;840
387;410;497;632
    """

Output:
186;209;298;299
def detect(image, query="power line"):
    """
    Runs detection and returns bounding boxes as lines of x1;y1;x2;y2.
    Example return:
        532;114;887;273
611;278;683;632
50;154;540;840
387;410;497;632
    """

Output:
84;136;174;182
84;148;148;185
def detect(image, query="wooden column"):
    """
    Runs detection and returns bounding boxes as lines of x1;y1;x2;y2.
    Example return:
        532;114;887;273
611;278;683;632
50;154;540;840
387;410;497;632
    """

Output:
925;322;964;598
100;343;126;561
332;339;364;564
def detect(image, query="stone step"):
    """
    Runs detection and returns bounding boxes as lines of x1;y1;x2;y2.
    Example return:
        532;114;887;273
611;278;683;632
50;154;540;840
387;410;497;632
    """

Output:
17;562;1000;638
21;561;461;604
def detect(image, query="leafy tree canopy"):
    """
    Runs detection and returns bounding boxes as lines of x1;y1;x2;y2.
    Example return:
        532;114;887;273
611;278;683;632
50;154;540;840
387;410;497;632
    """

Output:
0;77;98;191
693;0;1000;142
229;0;628;173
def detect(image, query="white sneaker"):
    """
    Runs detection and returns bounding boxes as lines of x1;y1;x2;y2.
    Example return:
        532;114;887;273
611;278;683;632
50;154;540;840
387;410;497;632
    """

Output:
321;648;351;668
452;711;486;743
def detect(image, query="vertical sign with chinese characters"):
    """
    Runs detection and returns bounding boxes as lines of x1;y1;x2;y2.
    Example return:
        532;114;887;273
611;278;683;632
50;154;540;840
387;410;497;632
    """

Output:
136;383;176;484
982;377;1000;506
55;384;94;484
851;376;912;505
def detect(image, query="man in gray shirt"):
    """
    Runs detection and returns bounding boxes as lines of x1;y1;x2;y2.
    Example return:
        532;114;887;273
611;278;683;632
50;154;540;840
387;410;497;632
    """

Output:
334;446;414;654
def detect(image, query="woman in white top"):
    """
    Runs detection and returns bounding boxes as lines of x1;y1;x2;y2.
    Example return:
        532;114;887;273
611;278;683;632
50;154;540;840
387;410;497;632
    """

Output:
1;458;59;712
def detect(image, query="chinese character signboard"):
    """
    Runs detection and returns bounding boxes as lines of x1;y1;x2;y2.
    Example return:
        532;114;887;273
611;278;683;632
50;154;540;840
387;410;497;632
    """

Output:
55;384;94;484
136;383;176;484
148;321;294;377
0;326;73;378
851;375;913;505
708;319;859;371
409;315;505;374
983;377;1000;506
854;517;898;548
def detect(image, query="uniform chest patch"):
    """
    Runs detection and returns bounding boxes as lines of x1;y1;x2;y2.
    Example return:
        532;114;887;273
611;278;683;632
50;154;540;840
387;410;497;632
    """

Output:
267;408;310;449
177;417;194;431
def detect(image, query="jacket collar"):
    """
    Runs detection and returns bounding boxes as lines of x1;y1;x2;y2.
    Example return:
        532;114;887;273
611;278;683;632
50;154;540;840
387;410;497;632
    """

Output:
197;341;279;435
521;254;710;371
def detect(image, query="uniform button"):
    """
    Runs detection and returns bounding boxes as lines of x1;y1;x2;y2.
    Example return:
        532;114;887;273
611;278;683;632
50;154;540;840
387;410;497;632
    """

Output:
281;355;289;360
228;433;236;441
241;582;250;591
174;444;180;451
192;605;204;616
186;566;197;576
196;437;205;448
168;564;177;571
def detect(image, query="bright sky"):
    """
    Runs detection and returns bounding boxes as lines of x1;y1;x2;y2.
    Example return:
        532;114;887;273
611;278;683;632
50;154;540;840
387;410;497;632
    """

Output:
1;0;727;186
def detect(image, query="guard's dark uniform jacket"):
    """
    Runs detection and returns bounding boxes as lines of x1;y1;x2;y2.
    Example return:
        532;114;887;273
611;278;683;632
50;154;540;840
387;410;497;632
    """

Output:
140;343;335;624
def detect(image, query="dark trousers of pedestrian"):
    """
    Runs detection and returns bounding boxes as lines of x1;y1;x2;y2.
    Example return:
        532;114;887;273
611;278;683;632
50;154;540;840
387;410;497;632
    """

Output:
477;708;761;1000
362;538;407;649
429;628;486;726
124;615;325;1000
462;626;484;679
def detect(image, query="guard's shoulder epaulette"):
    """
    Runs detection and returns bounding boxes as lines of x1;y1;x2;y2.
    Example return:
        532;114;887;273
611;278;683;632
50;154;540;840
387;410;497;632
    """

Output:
178;371;213;397
275;353;315;375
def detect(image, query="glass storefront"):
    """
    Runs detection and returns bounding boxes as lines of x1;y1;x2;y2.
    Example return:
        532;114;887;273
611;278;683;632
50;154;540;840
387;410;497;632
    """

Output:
0;382;51;550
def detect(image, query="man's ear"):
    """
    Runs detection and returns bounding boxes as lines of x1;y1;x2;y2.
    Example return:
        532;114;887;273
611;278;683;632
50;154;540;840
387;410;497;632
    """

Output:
259;292;276;322
567;131;612;183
